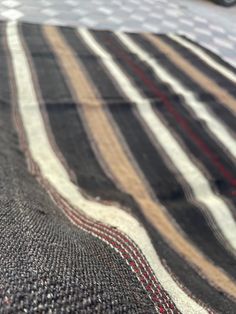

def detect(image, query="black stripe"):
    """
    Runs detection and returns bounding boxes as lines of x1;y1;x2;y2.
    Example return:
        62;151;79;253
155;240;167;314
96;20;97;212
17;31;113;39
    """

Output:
162;35;236;97
0;23;11;106
93;31;236;210
55;28;236;309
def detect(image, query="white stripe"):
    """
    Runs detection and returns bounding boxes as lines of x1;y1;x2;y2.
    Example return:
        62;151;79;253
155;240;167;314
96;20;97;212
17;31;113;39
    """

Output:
78;28;236;254
169;34;236;84
6;21;207;314
119;33;236;161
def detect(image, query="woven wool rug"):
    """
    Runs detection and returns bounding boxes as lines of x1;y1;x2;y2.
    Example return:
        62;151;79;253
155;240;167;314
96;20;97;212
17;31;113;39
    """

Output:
0;21;236;313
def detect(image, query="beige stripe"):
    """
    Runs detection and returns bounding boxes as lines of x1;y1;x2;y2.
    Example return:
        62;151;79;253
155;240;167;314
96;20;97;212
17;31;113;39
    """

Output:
144;33;236;114
42;25;236;301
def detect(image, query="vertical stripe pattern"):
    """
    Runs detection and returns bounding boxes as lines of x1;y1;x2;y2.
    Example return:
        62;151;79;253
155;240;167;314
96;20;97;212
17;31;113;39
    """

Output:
3;20;236;313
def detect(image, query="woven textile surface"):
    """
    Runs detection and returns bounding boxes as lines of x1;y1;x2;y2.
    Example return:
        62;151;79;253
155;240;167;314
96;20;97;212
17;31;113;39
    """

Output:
0;21;236;313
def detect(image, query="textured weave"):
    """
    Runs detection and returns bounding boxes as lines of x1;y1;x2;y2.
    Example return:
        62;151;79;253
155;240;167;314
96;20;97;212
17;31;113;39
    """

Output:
0;21;236;313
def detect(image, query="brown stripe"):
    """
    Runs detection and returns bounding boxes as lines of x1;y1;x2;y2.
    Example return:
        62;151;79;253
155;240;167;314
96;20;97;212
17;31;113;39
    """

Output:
42;25;236;301
144;33;236;114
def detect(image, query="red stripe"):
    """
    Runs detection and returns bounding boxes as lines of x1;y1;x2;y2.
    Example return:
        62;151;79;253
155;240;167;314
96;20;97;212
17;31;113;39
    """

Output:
105;36;236;191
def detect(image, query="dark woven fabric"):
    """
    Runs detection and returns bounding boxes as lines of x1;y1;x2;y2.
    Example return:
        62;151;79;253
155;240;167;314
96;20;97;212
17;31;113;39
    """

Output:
1;21;236;313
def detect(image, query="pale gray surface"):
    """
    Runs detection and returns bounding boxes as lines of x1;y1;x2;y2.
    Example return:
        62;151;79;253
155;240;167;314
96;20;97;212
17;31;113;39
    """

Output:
0;0;236;66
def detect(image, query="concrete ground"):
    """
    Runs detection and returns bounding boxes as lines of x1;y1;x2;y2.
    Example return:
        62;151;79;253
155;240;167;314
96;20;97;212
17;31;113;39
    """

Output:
0;0;236;66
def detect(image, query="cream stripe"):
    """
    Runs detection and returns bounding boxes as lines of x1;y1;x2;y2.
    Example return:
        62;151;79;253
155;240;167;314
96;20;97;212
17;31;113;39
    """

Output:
169;34;236;84
79;28;236;254
6;21;208;314
45;25;236;307
116;32;236;161
145;33;236;115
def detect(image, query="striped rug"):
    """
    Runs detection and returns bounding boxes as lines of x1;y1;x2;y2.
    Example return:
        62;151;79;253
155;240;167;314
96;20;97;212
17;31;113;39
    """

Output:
0;21;236;313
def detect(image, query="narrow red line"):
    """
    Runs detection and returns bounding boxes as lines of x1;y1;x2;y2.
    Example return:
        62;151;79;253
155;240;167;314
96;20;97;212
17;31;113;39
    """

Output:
74;212;159;286
106;37;236;190
65;206;176;312
52;190;175;305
